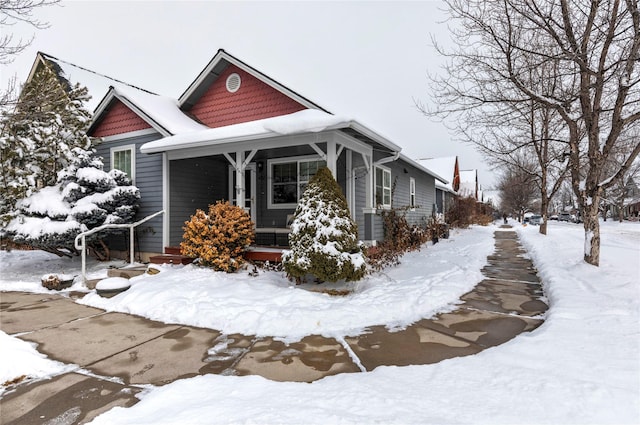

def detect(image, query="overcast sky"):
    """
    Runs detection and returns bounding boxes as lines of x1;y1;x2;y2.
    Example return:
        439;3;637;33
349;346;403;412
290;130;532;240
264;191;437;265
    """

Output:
1;0;496;189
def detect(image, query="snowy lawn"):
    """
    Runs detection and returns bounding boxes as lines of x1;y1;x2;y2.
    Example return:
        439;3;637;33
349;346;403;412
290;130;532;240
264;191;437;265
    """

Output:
76;226;494;341
1;221;638;423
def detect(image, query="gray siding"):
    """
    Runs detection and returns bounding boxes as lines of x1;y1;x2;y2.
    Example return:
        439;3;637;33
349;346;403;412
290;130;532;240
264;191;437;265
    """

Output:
388;160;435;227
95;133;164;254
169;156;228;246
368;158;437;242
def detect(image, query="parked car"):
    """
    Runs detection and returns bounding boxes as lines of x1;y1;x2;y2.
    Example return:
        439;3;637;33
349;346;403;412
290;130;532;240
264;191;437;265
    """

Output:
549;214;559;221
558;212;572;222
529;214;542;225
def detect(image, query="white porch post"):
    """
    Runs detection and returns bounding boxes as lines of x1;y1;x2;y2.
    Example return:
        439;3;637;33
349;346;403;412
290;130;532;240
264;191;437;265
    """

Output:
235;150;245;210
327;140;337;177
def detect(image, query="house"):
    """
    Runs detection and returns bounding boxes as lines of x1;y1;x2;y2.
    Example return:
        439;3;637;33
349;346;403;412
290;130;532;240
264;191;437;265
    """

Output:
416;156;460;215
44;49;446;260
459;169;479;200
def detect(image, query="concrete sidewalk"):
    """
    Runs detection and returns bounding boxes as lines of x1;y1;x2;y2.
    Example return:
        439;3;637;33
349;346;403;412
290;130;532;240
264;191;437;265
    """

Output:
0;226;547;424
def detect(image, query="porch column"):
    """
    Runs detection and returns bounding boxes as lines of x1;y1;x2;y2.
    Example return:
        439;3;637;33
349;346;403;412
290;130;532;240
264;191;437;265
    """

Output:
235;150;245;210
327;140;337;177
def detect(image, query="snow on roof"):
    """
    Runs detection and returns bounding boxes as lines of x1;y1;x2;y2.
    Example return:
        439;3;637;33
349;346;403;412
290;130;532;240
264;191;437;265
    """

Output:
111;86;207;136
416;157;456;191
38;53;206;137
141;109;355;154
399;154;448;184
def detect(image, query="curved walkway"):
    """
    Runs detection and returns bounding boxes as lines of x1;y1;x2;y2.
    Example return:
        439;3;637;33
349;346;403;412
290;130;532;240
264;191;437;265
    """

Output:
0;226;547;425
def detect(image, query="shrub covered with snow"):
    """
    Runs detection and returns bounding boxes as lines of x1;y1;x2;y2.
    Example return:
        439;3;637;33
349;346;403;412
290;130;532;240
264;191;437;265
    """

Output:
181;201;255;272
283;167;366;283
5;150;139;257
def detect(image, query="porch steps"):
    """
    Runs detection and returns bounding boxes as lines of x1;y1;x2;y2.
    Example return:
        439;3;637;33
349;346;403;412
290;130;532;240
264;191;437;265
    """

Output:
149;246;194;265
244;246;285;263
149;247;284;264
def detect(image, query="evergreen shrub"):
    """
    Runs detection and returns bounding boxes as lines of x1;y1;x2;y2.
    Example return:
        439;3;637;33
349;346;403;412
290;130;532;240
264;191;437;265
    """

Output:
282;167;366;283
181;201;254;272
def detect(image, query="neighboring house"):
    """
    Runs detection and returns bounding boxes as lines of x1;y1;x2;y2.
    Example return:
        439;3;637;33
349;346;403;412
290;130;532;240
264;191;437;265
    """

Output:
416;156;460;215
76;49;446;258
459;169;479;200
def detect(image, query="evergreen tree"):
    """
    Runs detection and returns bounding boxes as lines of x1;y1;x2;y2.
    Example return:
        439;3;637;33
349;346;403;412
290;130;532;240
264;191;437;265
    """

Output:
0;59;91;225
283;167;366;283
5;149;140;257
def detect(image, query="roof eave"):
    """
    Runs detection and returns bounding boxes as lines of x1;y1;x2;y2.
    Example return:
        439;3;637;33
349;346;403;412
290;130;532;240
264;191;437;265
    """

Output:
140;131;276;154
398;152;449;184
350;121;402;154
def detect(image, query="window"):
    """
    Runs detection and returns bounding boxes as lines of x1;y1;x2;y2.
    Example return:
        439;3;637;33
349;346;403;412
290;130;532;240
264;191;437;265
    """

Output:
410;177;416;209
269;157;326;207
375;167;391;207
111;145;135;183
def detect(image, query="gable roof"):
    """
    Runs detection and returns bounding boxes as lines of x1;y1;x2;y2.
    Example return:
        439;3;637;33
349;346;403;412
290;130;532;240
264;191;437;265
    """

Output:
416;156;458;192
88;86;207;137
179;49;329;113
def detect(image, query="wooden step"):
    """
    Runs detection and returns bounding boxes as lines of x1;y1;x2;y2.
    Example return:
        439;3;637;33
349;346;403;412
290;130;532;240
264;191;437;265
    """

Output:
149;254;194;265
244;247;284;263
164;246;182;255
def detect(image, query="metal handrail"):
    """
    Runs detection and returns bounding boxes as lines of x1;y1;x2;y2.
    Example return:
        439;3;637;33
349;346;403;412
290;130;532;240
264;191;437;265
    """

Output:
74;210;164;283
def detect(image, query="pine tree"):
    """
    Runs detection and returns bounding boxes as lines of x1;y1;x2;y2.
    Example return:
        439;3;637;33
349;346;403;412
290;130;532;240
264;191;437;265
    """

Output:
5;149;140;257
282;167;366;283
0;59;91;226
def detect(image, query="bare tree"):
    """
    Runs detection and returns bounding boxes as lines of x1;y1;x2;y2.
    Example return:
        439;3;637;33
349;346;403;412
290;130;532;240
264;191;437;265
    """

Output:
0;0;59;64
498;164;537;222
426;0;640;266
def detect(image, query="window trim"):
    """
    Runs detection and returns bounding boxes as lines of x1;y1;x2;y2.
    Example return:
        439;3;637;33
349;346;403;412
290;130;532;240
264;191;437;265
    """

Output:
110;144;136;184
410;177;416;210
267;155;325;209
375;165;392;208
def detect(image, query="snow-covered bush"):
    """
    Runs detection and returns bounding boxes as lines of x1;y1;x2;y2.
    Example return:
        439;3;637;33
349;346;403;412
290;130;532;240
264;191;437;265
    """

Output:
181;201;255;272
282;167;366;283
5;151;140;258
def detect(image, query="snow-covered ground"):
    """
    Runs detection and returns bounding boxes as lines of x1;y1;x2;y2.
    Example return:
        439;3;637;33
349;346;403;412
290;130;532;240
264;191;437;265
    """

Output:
1;221;638;424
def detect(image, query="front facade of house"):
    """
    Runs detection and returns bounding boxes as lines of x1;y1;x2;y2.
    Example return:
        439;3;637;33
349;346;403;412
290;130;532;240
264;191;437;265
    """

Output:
87;50;445;258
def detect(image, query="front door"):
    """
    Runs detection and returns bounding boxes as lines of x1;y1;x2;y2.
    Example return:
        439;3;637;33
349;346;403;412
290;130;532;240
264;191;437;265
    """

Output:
228;163;257;224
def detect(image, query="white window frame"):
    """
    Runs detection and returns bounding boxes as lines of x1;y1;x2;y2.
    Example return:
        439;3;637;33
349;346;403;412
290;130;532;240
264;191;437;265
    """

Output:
375;166;392;208
110;144;136;184
410;177;416;210
267;155;326;209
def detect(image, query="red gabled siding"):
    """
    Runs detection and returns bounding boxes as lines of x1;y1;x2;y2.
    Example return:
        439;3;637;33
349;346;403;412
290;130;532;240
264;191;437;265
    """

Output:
189;65;306;128
90;99;151;137
453;157;461;192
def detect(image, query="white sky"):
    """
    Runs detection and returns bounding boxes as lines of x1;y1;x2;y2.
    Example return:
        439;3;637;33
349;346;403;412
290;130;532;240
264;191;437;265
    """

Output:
1;0;495;189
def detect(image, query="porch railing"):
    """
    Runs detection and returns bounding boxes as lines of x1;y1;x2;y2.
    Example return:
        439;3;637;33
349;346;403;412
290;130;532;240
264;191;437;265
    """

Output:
74;210;165;283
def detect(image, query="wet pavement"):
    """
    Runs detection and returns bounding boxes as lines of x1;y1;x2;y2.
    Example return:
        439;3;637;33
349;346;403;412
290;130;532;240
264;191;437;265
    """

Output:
0;226;547;424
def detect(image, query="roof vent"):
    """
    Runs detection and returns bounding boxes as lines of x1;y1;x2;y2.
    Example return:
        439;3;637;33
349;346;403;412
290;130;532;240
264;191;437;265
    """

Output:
226;73;241;93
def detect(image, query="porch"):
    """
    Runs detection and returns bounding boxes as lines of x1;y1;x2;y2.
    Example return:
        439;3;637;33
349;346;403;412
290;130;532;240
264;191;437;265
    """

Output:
138;110;405;252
